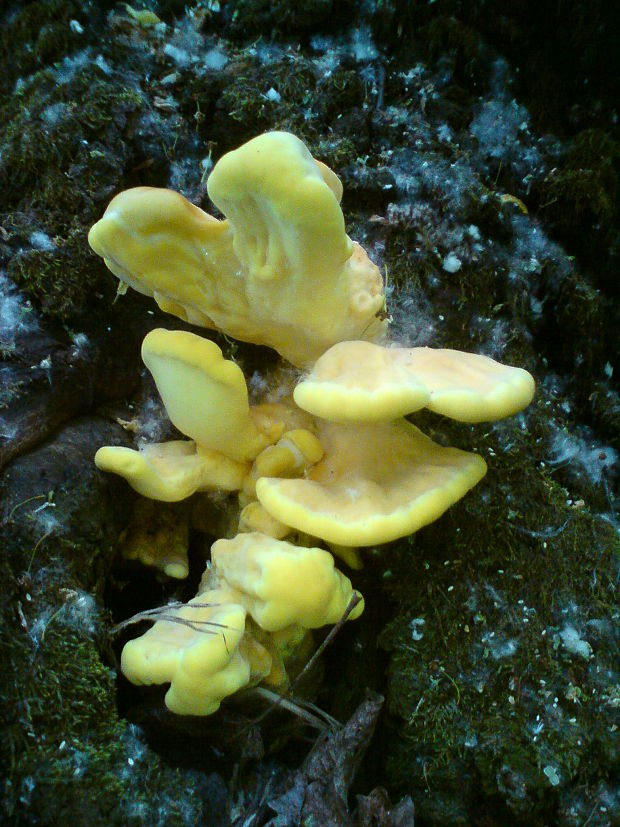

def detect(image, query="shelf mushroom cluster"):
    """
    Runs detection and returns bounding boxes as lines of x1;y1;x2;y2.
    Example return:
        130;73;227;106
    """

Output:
122;532;363;715
90;131;535;715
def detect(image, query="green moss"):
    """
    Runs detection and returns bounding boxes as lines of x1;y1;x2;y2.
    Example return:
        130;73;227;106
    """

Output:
1;69;141;215
0;614;206;826
0;63;144;322
8;228;108;321
0;378;25;409
535;128;618;287
1;599;122;821
315;135;365;174
207;53;371;165
588;383;620;450
424;15;489;92
226;0;341;38
465;190;514;245
218;57;317;137
1;496;206;827
370;2;618;134
538;166;614;245
380;403;619;823
381;225;426;294
314;68;366;121
0;1;83;97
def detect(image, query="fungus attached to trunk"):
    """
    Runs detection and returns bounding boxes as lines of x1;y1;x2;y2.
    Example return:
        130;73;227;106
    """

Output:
256;419;487;547
294;340;535;423
90;130;536;718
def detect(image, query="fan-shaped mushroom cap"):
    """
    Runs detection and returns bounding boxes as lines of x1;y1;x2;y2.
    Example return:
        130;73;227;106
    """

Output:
120;499;190;579
142;329;269;462
206;132;386;365
94;440;248;502
121;589;250;716
209;532;364;631
88;133;386;366
208;132;350;285
94;332;311;502
88;186;235;329
256;420;487;546
294;341;535;423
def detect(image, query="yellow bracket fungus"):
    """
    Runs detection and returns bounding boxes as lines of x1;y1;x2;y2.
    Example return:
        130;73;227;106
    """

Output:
252;430;324;479
293;340;535;423
256;419;487;547
238;501;291;539
120;534;363;714
88;186;235;329
121;590;251;716
242;427;323;500
94;440;248;502
120;499;190;579
89;132;387;367
94;330;294;501
91;130;537;717
208;532;364;631
141;329;269;462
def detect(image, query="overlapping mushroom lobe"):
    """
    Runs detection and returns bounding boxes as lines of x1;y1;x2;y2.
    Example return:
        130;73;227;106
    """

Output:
88;133;387;366
294;340;535;423
256;419;487;546
120;590;250;716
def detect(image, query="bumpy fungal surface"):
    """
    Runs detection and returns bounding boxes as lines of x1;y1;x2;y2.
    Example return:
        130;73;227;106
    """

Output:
88;132;387;367
121;590;251;716
256;419;488;546
90;130;536;719
294;340;536;423
120;534;364;714
209;532;364;631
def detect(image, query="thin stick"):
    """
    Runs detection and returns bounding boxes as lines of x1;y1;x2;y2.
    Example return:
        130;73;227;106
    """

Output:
251;688;331;732
8;494;46;520
109;601;238;636
27;530;54;573
290;593;362;693
246;593;362;728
